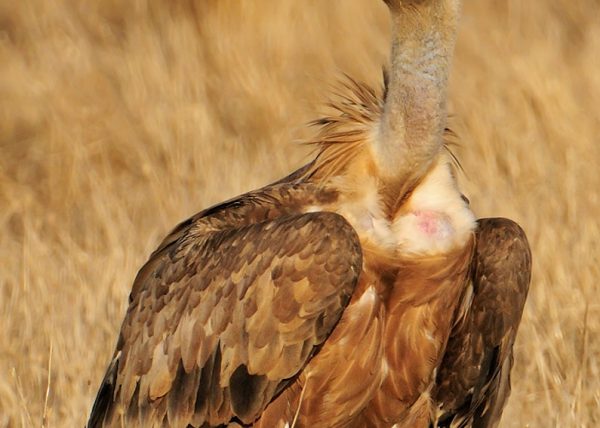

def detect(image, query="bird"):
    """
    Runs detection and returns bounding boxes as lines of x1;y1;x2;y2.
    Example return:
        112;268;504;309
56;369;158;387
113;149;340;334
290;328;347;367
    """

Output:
88;0;531;427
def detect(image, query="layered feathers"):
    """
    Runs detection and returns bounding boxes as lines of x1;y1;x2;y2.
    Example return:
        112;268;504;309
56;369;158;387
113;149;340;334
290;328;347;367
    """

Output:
88;185;363;427
88;22;531;423
88;78;531;428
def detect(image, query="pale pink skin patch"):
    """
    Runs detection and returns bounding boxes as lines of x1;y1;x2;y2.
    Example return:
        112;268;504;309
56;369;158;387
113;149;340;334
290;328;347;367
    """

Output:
413;210;454;239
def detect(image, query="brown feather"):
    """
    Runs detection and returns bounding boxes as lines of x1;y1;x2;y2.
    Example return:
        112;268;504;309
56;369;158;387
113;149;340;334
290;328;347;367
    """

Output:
87;182;362;427
433;218;532;427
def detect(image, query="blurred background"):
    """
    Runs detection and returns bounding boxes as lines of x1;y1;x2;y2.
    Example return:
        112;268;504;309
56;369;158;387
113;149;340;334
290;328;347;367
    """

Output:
1;1;598;426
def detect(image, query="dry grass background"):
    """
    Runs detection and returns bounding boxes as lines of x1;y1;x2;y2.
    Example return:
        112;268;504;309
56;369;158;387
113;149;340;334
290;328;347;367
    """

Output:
0;0;598;426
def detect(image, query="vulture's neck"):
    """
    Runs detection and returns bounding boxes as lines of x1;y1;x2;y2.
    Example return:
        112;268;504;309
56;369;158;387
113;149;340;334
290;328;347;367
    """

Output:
374;1;461;190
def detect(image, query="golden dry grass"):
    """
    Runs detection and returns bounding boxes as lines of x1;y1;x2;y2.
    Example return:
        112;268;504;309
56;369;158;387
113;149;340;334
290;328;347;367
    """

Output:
1;1;598;426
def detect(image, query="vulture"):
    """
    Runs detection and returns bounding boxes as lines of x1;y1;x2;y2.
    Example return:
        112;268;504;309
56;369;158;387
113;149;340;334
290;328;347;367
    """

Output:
88;0;531;427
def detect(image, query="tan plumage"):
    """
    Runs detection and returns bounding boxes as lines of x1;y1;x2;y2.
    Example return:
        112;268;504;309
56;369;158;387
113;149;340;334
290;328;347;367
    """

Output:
88;1;531;427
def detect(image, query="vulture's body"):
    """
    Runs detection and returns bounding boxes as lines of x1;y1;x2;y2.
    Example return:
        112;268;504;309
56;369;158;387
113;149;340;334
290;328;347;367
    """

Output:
88;1;531;427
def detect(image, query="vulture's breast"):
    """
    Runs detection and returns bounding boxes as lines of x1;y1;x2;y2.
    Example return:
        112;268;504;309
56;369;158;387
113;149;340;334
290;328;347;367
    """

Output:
288;159;476;426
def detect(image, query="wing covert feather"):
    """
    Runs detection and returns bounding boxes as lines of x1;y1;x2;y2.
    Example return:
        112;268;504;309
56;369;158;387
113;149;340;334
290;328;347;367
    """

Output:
89;205;362;427
434;218;531;428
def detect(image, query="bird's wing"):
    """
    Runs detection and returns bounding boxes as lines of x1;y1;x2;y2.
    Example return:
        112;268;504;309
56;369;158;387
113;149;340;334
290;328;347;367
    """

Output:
433;217;532;428
88;187;362;428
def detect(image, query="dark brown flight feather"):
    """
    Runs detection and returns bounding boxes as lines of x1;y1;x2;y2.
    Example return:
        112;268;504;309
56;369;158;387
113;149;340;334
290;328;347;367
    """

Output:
433;218;532;428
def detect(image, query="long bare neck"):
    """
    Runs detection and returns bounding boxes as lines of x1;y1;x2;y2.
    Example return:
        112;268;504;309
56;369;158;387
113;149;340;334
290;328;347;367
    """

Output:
375;0;461;187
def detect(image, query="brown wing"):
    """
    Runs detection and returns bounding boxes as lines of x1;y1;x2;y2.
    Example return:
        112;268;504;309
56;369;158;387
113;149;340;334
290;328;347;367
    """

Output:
88;186;362;427
433;217;532;428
